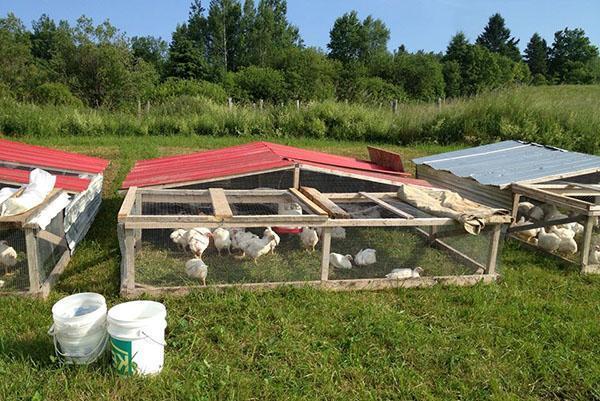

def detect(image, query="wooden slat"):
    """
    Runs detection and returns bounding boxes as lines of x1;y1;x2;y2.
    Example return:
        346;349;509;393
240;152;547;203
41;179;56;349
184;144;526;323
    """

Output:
37;230;68;248
511;183;593;213
40;250;70;299
581;215;595;267
300;187;350;218
208;188;233;218
24;228;41;294
486;224;502;275
118;186;138;220
506;215;583;233
288;188;328;216
359;192;413;219
320;227;332;281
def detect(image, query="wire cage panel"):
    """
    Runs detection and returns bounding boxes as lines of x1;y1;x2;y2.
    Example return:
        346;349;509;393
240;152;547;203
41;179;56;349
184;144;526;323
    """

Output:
178;170;295;191
299;170;399;193
0;226;28;292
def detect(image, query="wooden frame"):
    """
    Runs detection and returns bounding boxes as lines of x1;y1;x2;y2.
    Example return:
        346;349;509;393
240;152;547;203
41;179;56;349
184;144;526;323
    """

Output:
511;182;600;274
118;187;508;297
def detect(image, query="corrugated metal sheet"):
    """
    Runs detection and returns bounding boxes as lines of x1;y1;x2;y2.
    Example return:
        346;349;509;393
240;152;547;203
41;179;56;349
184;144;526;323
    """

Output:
0;138;109;174
122;141;424;189
413;140;600;187
0;166;91;192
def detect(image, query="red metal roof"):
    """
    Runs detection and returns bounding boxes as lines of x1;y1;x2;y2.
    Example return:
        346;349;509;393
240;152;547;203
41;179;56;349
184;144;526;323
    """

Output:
122;141;430;189
0;166;91;192
0;138;109;174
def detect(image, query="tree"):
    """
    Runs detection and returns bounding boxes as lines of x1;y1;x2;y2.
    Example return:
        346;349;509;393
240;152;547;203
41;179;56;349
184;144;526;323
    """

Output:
232;65;286;102
391;52;445;101
131;36;168;75
206;0;242;73
445;32;470;63
327;11;390;64
237;0;256;67
476;13;520;61
524;33;549;77
30;14;58;60
167;23;209;79
443;60;462;98
549;28;599;83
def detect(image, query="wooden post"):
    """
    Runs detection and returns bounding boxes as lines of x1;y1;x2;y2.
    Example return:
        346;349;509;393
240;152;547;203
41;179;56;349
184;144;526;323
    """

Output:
228;97;233;110
486;224;502;275
320;227;332;281
510;193;521;223
392;99;398;114
580;215;595;268
437;97;442;110
293;166;300;189
123;228;136;293
295;99;300;110
134;192;142;249
146;100;150;113
24;228;41;294
137;99;142;117
259;99;264;109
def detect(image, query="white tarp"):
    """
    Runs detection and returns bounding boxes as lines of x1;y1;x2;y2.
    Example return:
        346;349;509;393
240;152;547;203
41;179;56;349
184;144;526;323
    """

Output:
0;187;18;206
26;192;71;230
0;169;56;217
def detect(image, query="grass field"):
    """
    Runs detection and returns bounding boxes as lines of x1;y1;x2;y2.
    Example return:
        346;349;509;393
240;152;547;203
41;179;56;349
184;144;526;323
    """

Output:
1;136;600;400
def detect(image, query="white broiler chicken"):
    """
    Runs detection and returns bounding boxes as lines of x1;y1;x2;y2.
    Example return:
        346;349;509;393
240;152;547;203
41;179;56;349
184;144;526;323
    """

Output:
537;228;561;253
242;232;278;263
386;267;424;279
550;226;578;254
589;245;600;265
212;228;231;256
513;217;540;243
329;253;353;269
185;258;208;286
517;202;535;218
186;227;212;259
170;229;188;251
232;230;259;254
0;240;18;275
263;227;280;254
300;227;319;252
528;206;544;221
315;227;346;239
354;248;377;266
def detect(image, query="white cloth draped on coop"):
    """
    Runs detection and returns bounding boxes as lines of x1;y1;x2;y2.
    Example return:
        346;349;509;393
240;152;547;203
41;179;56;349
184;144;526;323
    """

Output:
1;168;56;217
397;184;510;235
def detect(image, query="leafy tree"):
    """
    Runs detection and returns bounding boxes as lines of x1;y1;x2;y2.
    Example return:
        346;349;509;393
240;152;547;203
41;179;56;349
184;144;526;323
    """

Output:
233;65;286;102
206;0;242;73
524;33;549;77
32;82;82;106
30;14;58;60
167;23;209;79
355;76;405;104
327;11;389;64
443;60;462;98
131;36;168;75
476;13;520;61
237;0;257;67
391;52;445;101
549;28;599;83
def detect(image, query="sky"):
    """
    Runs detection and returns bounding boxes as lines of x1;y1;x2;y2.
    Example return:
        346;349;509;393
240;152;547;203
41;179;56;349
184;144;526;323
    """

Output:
1;0;599;53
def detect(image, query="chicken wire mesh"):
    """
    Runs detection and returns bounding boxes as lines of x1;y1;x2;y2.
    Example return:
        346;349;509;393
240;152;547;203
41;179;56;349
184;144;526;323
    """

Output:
0;226;28;292
299;170;399;193
37;214;69;284
178;170;295;190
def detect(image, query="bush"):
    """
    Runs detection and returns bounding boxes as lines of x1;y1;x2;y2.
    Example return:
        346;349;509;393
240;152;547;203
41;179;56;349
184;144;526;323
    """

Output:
354;77;406;104
150;78;228;103
32;82;82;106
232;66;286;103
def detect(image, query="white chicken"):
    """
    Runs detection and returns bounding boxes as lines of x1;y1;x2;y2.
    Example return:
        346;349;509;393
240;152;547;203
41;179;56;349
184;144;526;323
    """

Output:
517;202;535;218
242;232;278;263
212;228;231;256
528;206;544;221
0;240;17;275
300;227;319;252
0;280;4;288
170;229;188;251
232;230;259;253
537;228;561;253
386;267;424;279
551;226;578;254
513;217;539;243
263;227;280;254
315;227;346;239
186;227;212;259
185;258;208;286
354;248;377;266
329;253;353;269
589;245;600;264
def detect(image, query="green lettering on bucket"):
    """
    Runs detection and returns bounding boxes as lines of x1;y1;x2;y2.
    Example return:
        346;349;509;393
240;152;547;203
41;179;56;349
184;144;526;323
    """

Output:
110;337;137;376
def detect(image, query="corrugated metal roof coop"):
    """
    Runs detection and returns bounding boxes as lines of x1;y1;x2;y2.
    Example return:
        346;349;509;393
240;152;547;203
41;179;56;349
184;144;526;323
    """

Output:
414;140;600;273
0;139;109;297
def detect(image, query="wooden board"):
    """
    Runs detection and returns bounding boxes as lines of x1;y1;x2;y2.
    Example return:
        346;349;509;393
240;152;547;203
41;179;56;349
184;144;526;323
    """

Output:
118;186;138;220
208;188;233;218
359;192;413;219
367;146;404;172
300;187;351;218
289;188;328;216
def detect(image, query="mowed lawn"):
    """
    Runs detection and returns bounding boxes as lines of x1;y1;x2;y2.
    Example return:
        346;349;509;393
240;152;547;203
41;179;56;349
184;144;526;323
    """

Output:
1;135;599;401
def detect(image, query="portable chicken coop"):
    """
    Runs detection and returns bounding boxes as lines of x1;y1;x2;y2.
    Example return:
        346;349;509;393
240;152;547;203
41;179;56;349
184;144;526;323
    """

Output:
413;140;600;273
117;185;510;297
0;139;109;297
121;142;427;193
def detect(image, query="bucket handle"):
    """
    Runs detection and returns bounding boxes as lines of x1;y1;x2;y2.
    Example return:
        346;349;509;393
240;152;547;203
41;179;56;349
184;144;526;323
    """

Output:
48;324;109;360
139;330;166;347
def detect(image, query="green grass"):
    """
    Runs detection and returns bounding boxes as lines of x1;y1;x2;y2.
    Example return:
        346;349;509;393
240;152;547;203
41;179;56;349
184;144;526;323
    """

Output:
1;136;600;400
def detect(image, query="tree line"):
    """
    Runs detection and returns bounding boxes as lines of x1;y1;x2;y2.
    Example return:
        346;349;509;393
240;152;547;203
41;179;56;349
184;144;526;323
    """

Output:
0;1;598;109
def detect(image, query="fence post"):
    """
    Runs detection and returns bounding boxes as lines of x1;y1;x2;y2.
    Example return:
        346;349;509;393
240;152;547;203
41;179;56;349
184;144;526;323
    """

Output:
146;100;150;113
228;97;233;110
295;99;300;110
137;99;141;117
391;99;398;114
259;99;264;109
437;97;442;110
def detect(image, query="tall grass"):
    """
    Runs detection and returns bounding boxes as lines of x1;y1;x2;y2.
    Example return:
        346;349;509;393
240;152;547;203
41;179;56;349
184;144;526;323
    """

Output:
1;85;599;152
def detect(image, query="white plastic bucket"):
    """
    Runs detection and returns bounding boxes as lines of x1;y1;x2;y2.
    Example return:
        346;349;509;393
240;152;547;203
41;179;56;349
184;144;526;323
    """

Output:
107;301;167;376
48;292;108;365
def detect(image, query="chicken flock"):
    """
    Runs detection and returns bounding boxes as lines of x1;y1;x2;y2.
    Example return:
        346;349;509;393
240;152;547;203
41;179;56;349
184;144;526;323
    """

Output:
171;224;414;285
514;201;600;261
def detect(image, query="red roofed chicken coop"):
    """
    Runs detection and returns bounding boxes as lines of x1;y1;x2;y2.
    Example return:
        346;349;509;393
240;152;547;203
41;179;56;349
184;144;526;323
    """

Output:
118;142;508;297
0;138;109;297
